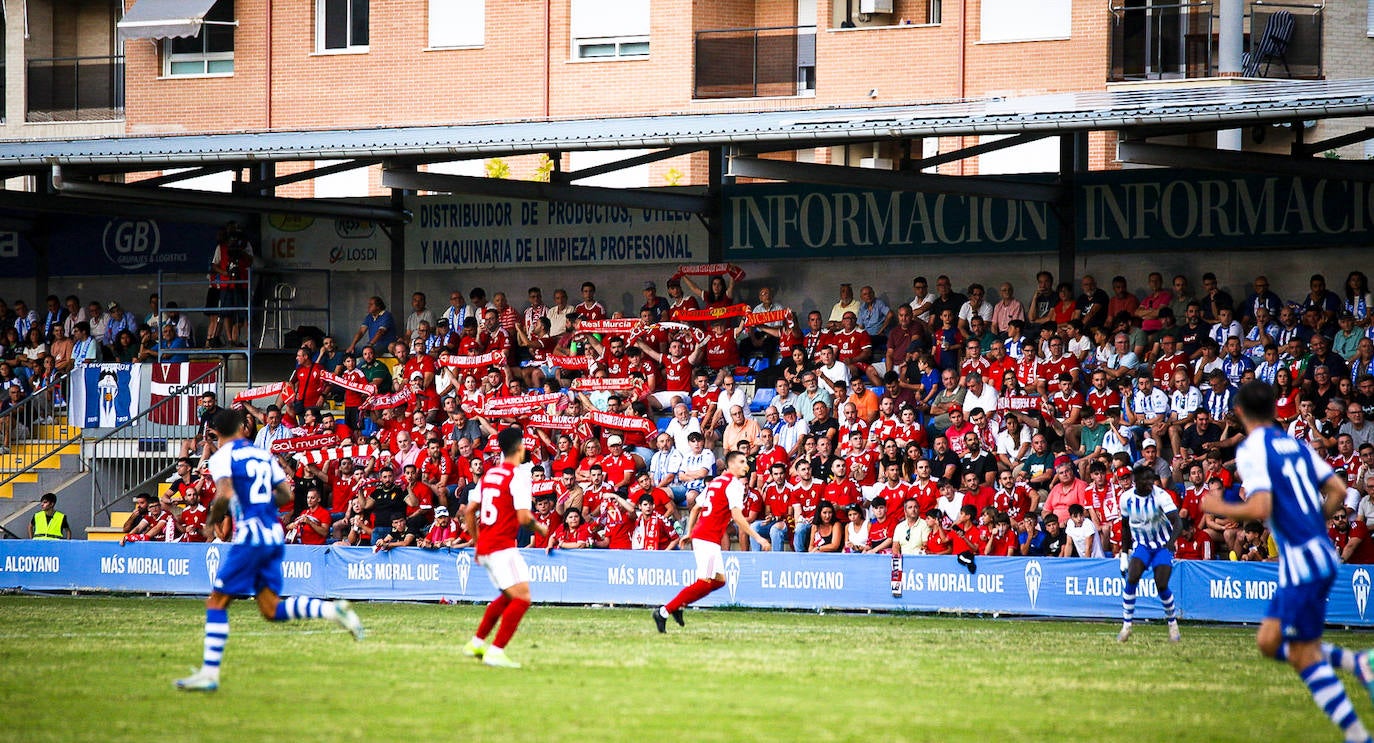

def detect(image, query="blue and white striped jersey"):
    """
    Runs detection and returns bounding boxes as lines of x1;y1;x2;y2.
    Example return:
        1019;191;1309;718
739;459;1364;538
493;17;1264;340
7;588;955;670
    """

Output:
1121;485;1178;550
207;438;287;546
1236;426;1339;588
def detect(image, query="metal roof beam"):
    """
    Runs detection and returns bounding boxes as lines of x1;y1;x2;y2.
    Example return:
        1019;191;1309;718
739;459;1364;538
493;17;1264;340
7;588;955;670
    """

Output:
134;165;241;188
1294;127;1374;157
249;158;379;190
913;132;1053;171
50;167;412;223
1117;141;1374;182
555;145;703;183
381;168;710;214
726;156;1064;203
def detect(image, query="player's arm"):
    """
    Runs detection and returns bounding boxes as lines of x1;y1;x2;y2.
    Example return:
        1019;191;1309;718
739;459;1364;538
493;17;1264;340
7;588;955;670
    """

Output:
516;509;547;537
1203;488;1271;523
729;506;771;550
1165;509;1181;551
683;501;703;539
1320;475;1348;519
273;481;293;508
205;479;234;538
463;500;480;542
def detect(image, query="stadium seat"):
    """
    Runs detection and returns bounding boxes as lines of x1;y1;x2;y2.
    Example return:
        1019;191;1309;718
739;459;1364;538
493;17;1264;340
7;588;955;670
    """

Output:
871;386;885;397
655;417;671;431
749;388;776;414
748;357;770;372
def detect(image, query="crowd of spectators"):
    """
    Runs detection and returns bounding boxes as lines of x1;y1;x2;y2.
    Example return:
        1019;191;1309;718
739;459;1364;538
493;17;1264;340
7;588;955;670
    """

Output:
88;265;1374;564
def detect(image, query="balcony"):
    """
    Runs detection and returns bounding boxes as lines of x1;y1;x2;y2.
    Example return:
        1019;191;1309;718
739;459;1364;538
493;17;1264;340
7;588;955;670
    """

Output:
1108;2;1322;83
26;55;125;122
694;25;816;99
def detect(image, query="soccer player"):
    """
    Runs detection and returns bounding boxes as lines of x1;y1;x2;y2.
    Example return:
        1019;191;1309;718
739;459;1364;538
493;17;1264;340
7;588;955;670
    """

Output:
653;451;770;632
1117;463;1181;644
461;426;548;668
1203;382;1374;743
175;408;364;693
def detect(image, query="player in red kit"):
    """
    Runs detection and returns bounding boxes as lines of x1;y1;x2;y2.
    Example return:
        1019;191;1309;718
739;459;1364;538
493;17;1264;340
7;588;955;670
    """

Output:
653;451;770;632
461;427;548;668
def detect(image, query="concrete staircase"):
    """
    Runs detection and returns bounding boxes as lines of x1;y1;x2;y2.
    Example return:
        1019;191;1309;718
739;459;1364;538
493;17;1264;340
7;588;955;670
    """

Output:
0;423;88;537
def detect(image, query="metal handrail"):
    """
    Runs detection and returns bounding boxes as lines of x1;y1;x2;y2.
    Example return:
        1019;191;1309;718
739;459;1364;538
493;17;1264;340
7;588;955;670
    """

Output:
25;54;124;122
86;363;224;524
158;269;255;385
0;370;78;489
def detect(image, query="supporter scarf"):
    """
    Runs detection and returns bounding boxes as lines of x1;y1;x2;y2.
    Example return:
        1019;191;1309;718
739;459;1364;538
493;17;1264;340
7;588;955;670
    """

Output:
571;377;636;392
675;304;750;323
549;354;593;370
575;319;639;335
234;382;294;405
320;371;376;396
269;432;340;454
671;263;746;282
298;444;378;466
587;410;655;436
360;386;415;410
526;414;579;431
626;322;705;347
438;351;506;369
531;480;558;497
1350;296;1368;320
996;395;1041;412
743;308;790;327
481;393;564;417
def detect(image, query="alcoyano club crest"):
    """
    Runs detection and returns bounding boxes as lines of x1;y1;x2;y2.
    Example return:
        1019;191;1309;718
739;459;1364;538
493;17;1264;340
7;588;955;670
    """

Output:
1354;569;1371;620
455;552;472;595
724;556;741;602
1025;560;1043;610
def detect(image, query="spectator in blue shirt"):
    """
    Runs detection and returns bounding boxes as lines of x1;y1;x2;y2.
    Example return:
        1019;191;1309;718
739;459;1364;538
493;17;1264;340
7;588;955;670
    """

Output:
150;324;190;363
347;296;397;355
102;302;137;350
857;285;893;343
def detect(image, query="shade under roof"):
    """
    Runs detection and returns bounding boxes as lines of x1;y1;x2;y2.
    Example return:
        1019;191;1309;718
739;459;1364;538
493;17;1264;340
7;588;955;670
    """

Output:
117;0;218;40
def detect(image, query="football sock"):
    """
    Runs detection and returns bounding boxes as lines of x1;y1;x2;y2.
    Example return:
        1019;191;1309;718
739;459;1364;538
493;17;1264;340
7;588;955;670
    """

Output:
1273;642;1289;662
202;608;228;677
666;579;723;613
1159;588;1177;623
1299;661;1370;741
492;597;530;649
1325;644;1360;675
476;595;511;640
1121;580;1138;624
273;596;333;621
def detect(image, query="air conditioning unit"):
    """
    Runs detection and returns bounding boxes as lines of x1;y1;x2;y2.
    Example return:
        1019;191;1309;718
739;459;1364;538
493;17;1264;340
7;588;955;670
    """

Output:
860;0;894;13
859;157;894;170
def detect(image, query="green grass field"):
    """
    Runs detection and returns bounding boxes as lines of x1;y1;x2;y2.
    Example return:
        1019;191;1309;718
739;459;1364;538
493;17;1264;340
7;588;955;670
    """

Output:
2;595;1373;743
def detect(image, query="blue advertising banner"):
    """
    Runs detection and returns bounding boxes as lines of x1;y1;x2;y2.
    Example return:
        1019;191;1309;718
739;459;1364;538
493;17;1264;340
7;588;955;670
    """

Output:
5;542;1374;627
722;169;1374;260
0;228;37;277
47;215;220;276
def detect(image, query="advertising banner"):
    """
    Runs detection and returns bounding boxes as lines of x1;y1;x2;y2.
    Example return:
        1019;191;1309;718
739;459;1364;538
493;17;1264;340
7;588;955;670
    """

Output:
5;542;1374;627
406;194;707;269
48;216;220;275
261;211;390;271
67;363;146;429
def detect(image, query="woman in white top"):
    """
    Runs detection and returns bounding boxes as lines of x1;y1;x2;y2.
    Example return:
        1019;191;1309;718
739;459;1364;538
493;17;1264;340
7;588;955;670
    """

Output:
995;414;1033;471
843;506;869;553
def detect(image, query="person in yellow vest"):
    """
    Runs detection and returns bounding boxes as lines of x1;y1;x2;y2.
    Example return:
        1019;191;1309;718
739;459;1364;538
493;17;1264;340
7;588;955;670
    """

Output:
29;493;70;540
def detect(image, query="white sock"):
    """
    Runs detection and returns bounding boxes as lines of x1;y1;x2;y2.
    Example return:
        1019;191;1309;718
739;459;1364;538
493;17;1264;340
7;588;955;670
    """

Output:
658;607;669;618
321;602;338;620
472;635;485;645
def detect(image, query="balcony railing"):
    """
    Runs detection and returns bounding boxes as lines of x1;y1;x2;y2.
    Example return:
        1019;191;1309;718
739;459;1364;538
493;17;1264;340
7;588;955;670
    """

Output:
26;55;125;122
694;25;816;99
1109;2;1321;82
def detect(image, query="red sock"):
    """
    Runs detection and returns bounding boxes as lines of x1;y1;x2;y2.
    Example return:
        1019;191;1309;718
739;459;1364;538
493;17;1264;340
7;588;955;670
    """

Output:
665;578;724;613
492;597;530;649
476;594;511;640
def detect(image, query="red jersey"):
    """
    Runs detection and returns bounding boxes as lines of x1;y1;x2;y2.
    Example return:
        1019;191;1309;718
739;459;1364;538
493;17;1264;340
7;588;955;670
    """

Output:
1153;352;1187;387
602;503;634;549
960;356;991;381
667;297;699;323
1175;530;1213;560
691;473;745;543
474;462;533;555
337;368;370;408
297;505;331;545
823;480;861;513
602;352;633;377
762;482;792;521
598;452;637;488
575;301;606;322
1085;387;1121;423
1050;390;1084;421
872;482;909;513
421;453;456;487
995;482;1034;522
868;515;898;550
404;355;436;387
985;356;1016;391
1179;484;1207;522
869;417;898;446
803;330;834;358
963;486;995;513
703;331;739;370
293;363;325;408
986;529;1019;556
833;328;872;362
179;505;208;543
1038;355;1076;383
659;355;693;392
908;480;939;513
843;450;879;486
755;445;789;476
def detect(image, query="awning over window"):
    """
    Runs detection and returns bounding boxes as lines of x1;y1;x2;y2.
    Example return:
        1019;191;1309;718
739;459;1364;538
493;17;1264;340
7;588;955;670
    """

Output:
117;0;219;40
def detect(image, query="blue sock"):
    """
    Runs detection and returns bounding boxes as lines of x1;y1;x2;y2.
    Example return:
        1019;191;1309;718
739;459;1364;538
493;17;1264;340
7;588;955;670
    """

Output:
1299;661;1370;742
1159;588;1177;622
1122;581;1138;623
1273;642;1288;663
1325;644;1361;675
203;608;228;674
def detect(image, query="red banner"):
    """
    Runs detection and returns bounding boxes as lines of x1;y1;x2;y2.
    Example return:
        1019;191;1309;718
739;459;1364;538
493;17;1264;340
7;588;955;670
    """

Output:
549;354;593;371
298;444;378;466
675;304;750;323
438;351;506;369
320;371;376;396
743;308;791;327
672;263;746;282
587;410;656;436
270;432;340;454
526;414;578;431
575;319;639;335
234;382;293;405
571;377;636;392
149;362;220;426
996;395;1042;412
531;480;558;497
360;386;415;410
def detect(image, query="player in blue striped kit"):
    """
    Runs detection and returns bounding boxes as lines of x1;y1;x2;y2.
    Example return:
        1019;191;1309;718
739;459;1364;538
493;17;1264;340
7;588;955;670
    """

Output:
1204;382;1374;743
175;408;364;692
1117;463;1182;643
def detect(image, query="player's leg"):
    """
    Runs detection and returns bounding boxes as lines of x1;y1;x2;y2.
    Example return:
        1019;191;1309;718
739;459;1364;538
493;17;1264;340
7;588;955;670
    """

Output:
175;591;233;691
793;520;812;553
253;546;364;639
470;549;532;667
654;540;725;632
1118;552;1148;642
485;581;533;667
1152;562;1180;642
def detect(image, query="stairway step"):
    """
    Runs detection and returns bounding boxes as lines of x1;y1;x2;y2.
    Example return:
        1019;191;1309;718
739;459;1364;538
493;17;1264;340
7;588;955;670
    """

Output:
0;454;64;472
36;424;78;440
85;527;125;542
107;510;132;528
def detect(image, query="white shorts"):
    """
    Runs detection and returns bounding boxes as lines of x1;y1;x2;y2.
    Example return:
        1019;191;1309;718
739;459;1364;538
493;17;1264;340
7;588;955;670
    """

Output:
652;391;689;408
477;548;530;591
691;538;725;580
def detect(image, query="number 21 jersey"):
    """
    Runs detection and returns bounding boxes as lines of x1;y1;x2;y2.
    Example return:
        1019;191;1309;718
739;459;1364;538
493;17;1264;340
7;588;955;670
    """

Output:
207;438;287;546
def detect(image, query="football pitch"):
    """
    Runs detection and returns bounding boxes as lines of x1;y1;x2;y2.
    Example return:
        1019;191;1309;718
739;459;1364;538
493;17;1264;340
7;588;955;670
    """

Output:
3;596;1374;743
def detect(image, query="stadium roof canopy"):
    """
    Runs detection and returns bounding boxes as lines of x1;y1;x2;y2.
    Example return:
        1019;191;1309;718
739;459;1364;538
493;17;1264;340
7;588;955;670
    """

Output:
3;77;1373;237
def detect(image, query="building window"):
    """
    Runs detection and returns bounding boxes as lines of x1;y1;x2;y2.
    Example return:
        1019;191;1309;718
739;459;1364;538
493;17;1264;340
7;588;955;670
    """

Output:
318;0;369;52
571;0;649;59
980;0;1070;43
164;0;235;76
429;0;484;48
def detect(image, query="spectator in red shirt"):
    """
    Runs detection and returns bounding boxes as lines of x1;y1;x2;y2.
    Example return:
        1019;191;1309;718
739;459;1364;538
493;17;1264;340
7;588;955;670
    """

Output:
983;514;1019;555
1174;518;1213;560
288;488;332;545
